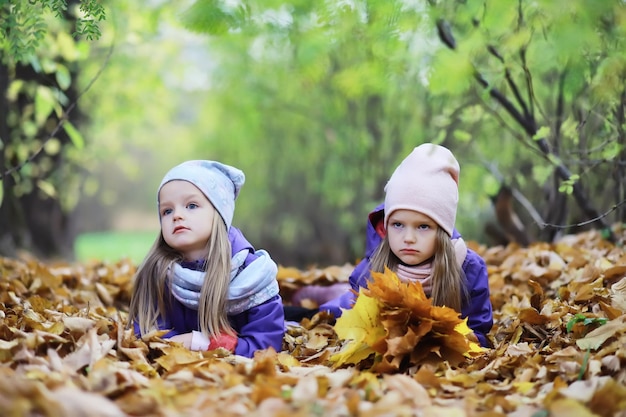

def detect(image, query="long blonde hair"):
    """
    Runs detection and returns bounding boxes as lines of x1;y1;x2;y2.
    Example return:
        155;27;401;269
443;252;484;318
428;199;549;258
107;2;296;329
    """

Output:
128;214;235;338
369;227;468;311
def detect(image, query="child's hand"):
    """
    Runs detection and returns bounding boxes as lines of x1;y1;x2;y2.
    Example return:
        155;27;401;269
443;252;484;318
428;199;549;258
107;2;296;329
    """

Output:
187;331;238;352
167;332;193;349
207;333;238;352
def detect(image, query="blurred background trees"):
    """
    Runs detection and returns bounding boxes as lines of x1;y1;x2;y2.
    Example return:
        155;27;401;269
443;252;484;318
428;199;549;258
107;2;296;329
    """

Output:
0;0;104;258
1;0;625;267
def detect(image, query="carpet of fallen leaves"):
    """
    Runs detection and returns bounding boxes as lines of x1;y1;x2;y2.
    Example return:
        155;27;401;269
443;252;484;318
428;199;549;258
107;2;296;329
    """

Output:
2;228;626;417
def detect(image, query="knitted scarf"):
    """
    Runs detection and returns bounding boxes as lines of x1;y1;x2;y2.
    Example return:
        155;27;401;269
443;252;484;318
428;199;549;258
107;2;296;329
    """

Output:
395;237;468;296
170;249;279;315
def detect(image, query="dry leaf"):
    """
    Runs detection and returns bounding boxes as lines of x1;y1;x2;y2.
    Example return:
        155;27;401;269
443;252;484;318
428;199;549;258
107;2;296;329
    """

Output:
575;315;626;350
330;268;482;372
1;227;625;416
330;289;385;367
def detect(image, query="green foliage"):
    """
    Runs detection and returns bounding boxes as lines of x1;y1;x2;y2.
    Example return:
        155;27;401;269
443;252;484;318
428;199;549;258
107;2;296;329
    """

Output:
174;0;626;262
63;121;84;149
75;1;214;218
6;0;622;261
181;0;449;260
181;0;248;35
2;23;92;212
0;0;105;64
2;0;197;251
0;0;109;258
75;0;106;39
207;5;460;251
566;313;607;333
559;175;580;195
0;1;47;63
426;0;626;237
578;350;591;380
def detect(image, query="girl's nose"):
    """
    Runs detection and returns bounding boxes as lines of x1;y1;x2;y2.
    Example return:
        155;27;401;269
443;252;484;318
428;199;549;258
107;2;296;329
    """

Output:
403;229;417;243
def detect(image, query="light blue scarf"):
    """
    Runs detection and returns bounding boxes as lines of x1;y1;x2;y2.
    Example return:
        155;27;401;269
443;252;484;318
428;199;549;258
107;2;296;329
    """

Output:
170;249;280;315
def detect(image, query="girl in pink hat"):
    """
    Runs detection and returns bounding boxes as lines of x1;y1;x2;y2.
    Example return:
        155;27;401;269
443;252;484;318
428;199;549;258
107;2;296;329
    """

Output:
321;143;493;346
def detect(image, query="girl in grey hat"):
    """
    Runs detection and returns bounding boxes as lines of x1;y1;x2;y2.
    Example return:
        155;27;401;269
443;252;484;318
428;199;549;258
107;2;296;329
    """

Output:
128;160;285;357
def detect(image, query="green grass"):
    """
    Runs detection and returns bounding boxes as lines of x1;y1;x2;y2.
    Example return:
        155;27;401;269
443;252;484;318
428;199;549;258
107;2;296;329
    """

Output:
75;230;158;264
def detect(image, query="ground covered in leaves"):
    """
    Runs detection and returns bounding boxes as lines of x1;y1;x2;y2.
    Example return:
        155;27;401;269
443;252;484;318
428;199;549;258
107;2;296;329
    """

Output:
1;228;626;417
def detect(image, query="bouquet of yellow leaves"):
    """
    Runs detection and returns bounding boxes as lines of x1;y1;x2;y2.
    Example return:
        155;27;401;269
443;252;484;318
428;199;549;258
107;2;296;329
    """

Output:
330;268;484;373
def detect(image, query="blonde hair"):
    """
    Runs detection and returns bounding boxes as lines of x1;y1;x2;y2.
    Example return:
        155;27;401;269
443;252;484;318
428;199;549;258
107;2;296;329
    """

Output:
128;214;235;339
369;227;468;311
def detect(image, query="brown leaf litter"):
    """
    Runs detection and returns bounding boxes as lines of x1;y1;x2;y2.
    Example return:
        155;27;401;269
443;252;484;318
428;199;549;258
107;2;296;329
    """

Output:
1;227;626;416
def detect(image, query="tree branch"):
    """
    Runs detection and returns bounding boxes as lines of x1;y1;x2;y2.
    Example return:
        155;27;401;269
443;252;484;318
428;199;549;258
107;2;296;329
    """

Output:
481;158;546;228
435;17;617;242
0;40;114;181
486;45;532;122
542;199;626;230
519;48;536;126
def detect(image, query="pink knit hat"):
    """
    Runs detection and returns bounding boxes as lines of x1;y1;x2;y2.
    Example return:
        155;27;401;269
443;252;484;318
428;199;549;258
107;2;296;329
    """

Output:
384;143;460;236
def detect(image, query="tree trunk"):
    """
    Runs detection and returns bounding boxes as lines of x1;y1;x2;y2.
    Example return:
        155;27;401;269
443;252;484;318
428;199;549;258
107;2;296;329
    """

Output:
0;6;81;260
0;62;24;257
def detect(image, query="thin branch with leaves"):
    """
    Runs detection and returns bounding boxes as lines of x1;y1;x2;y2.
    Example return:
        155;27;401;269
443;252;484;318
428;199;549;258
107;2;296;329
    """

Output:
0;40;114;181
434;17;617;243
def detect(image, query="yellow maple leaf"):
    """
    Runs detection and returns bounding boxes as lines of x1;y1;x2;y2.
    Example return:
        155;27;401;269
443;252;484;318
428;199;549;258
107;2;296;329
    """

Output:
330;289;386;367
453;318;484;355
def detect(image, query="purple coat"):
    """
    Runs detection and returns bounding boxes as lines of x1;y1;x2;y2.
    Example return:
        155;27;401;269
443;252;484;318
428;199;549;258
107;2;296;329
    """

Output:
320;203;493;347
135;227;285;357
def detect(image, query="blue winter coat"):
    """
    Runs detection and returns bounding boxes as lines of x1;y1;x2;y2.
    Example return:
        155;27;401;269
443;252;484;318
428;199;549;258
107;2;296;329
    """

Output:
320;203;493;347
135;227;285;357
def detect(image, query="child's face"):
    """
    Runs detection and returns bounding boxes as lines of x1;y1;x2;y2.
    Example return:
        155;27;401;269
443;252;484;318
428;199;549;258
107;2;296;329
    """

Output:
386;209;438;266
159;180;217;260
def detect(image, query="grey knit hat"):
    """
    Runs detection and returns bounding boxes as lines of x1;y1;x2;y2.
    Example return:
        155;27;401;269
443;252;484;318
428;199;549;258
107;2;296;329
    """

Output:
158;160;245;229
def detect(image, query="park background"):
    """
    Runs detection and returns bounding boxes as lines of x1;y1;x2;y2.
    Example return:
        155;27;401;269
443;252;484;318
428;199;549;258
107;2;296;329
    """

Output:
2;3;626;416
1;0;625;268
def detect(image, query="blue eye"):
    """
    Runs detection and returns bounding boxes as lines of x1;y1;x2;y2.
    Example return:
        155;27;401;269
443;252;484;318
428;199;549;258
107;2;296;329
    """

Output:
162;208;172;216
392;222;403;229
188;203;198;209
